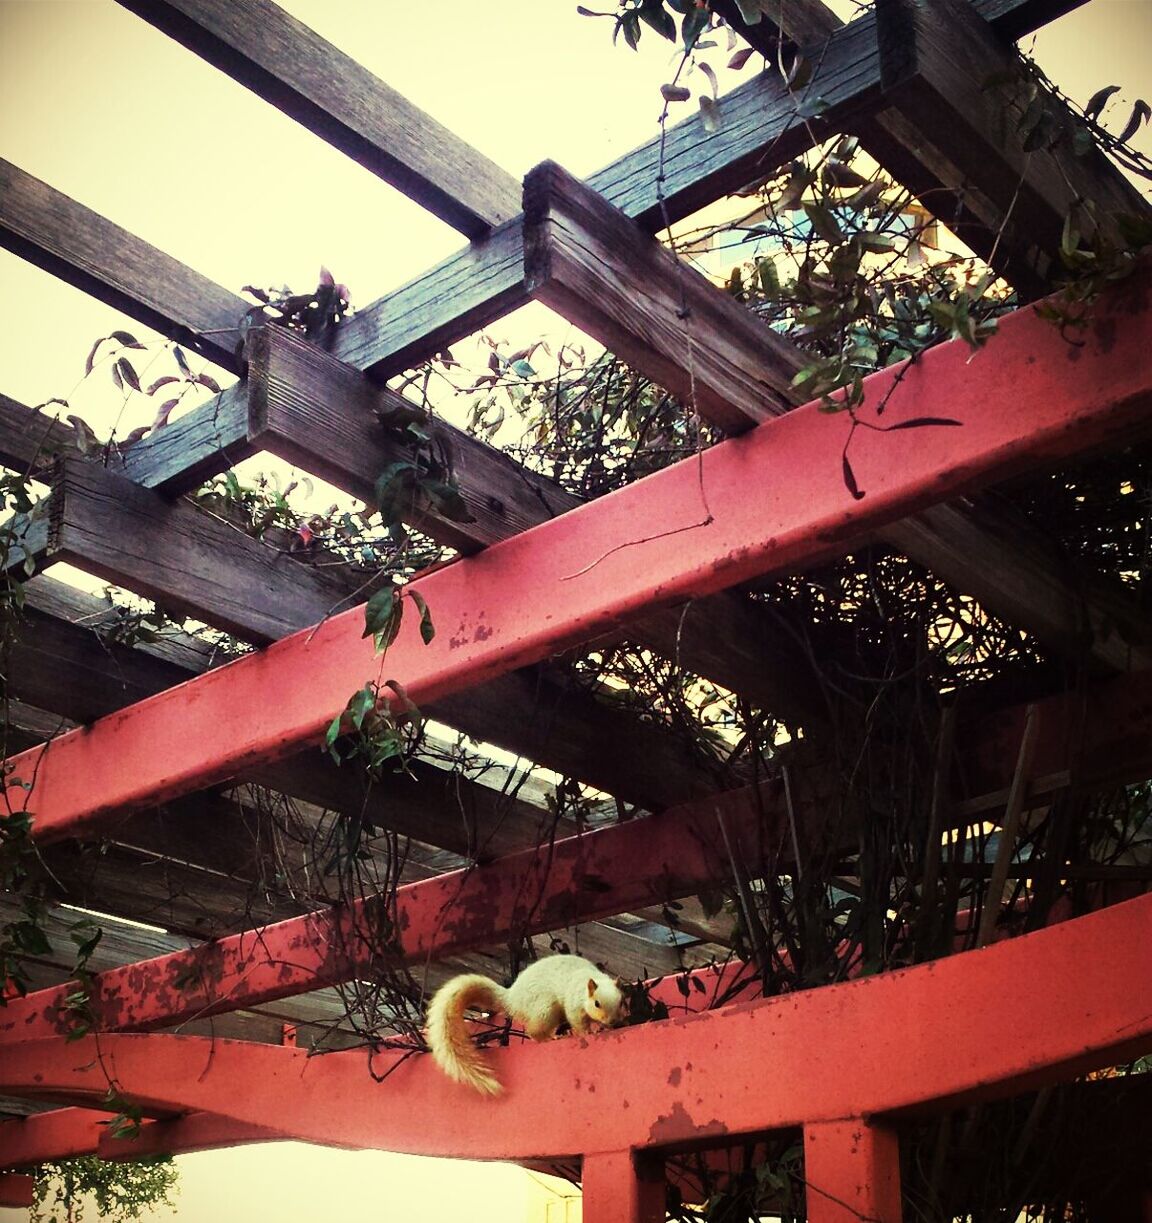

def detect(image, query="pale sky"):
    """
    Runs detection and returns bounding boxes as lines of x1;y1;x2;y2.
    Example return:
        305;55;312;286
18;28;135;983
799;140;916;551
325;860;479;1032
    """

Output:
0;0;1149;1219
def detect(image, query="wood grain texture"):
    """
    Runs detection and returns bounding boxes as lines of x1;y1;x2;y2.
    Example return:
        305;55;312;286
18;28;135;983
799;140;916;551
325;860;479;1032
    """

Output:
524;161;805;433
0;160;246;371
45;458;378;643
116;0;520;237
250;325;578;552
113;382;254;494
863;0;1149;296
0;395;79;473
12;579;550;860
330;219;528;377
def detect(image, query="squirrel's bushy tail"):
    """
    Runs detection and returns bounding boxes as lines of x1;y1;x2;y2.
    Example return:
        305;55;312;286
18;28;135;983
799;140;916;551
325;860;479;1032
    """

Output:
426;974;507;1096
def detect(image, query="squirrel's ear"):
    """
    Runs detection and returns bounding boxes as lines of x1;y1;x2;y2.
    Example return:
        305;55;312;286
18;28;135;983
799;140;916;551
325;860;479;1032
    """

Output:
587;978;597;998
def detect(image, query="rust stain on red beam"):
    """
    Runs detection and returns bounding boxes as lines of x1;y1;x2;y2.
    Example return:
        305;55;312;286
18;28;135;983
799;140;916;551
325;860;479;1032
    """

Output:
0;784;778;1039
2;894;1149;1162
5;271;1151;844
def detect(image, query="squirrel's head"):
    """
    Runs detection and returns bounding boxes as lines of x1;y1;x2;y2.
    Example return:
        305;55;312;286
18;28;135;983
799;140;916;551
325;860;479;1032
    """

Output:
584;976;625;1028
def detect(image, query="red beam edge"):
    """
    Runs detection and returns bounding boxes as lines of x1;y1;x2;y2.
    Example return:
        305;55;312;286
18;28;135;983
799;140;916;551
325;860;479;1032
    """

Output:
0;892;1149;1163
5;270;1151;842
0;1105;288;1169
0;783;769;1038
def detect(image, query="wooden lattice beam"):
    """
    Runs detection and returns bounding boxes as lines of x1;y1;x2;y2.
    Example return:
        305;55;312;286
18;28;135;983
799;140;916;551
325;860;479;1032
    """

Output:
522;162;1152;673
5;268;1149;843
115;0;521;238
0;160;246;372
861;0;1149;296
114;326;827;722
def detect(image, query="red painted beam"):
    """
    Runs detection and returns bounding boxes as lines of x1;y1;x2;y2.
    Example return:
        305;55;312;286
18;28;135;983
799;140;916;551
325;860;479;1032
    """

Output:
0;1107;285;1167
0;1173;33;1208
581;1151;665;1223
5;271;1151;844
0;782;778;1039
4;670;1148;1042
2;893;1149;1164
803;1120;902;1223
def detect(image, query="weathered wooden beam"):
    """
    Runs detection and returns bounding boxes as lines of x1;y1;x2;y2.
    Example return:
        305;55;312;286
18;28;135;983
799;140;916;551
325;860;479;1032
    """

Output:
331;0;1081;380
29;457;381;643
523;164;1152;672
10;578;555;864
0;160;246;371
7;270;1151;843
861;0;1149;295
3;891;1150;1159
10;579;610;857
524;161;804;432
115;382;256;493
0;393;79;473
0;895;365;1048
7;660;1152;1046
116;0;520;238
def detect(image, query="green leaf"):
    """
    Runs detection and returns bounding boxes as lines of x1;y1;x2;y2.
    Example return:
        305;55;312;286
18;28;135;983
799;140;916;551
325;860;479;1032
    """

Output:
325;712;344;748
363;587;403;651
681;5;708;48
802;201;844;244
1116;98;1151;145
424;479;476;524
409;589;435;645
374;461;418;527
638;3;676;40
114;357;141;393
884;416;963;430
12;921;51;955
619;10;641;48
756;257;781;299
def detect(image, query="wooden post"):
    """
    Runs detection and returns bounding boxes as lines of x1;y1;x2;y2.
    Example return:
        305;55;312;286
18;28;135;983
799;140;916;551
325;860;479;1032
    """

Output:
581;1151;664;1223
804;1119;902;1223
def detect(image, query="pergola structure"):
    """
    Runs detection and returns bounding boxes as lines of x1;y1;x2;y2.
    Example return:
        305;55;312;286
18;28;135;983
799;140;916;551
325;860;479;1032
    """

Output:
1;0;1151;1219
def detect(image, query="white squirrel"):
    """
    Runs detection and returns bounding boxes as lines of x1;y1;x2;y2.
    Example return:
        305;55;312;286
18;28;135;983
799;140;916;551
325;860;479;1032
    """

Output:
425;954;625;1095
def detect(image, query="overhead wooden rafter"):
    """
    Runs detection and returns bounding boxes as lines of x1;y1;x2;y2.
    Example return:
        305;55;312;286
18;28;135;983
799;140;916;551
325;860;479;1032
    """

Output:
2;0;1151;1214
522;160;1152;673
113;0;522;238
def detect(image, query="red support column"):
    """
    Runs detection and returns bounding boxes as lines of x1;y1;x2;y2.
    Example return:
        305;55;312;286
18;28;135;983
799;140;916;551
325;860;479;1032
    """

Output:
581;1150;665;1223
0;1173;33;1208
804;1119;901;1223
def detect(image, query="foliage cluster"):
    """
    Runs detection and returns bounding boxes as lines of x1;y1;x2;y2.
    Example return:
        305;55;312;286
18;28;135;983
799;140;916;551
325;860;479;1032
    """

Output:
31;1155;179;1223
